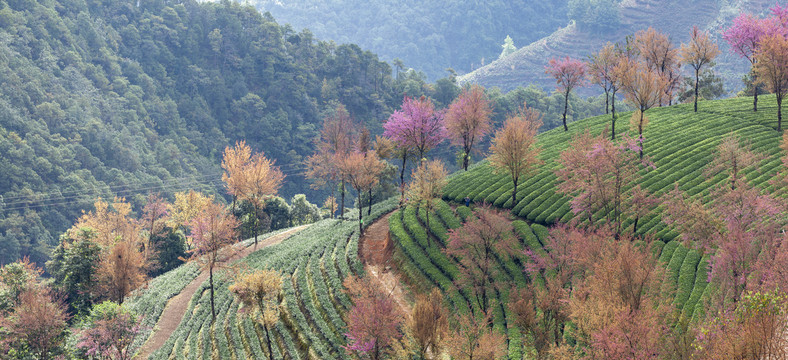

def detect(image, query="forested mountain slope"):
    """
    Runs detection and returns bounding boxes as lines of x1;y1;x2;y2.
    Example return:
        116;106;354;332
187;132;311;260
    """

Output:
459;0;776;93
248;0;570;80
0;0;403;265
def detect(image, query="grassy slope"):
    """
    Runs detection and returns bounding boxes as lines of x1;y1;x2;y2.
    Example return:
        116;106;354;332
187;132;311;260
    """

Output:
382;96;783;358
444;95;785;239
125;198;398;360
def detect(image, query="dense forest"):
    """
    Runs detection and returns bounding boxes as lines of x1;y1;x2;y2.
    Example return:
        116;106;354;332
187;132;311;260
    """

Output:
250;0;571;80
0;0;402;266
0;0;611;267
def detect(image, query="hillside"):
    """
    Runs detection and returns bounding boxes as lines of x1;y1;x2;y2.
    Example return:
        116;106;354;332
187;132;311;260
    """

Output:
458;0;775;94
391;95;785;357
246;0;570;80
444;95;784;236
0;0;403;266
120;96;784;359
125;199;397;359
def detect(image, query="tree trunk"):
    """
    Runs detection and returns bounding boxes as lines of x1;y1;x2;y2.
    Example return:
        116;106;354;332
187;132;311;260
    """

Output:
210;265;215;322
694;68;700;112
426;210;431;248
368;188;373;216
639;110;645;159
330;188;335;219
611;88;617;140
605;88;609;114
562;90;570;131
463;151;470;171
778;94;783;132
340;181;346;220
753;70;759;112
264;324;274;359
359;192;363;236
253;205;259;247
511;177;518;209
400;152;407;200
633;215;639;234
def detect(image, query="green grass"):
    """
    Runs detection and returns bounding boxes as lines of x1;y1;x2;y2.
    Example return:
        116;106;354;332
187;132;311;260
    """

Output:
444;95;785;236
138;198;398;360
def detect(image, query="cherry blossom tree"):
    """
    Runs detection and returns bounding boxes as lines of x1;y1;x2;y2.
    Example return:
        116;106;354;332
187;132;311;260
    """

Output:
77;301;143;360
445;85;492;170
140;193;170;271
556;130;654;237
722;12;778;111
444;206;518;313
383;96;446;193
545;57;587;131
343;274;403;360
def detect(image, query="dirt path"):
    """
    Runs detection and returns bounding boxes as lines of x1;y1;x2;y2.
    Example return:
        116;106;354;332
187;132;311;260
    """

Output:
359;213;412;317
134;225;308;359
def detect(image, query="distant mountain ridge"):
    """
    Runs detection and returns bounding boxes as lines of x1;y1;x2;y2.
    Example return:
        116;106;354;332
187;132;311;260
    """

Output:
459;0;775;94
246;0;571;80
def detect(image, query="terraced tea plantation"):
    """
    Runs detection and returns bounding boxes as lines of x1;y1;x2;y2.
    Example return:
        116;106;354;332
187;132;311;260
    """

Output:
128;199;398;360
444;95;785;240
389;200;711;358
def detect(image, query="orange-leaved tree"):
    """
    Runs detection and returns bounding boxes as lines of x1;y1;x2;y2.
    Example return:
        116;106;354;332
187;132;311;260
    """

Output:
408;288;449;358
680;26;721;112
229;269;282;359
221;140;253;213
754;32;788;131
306;104;354;219
445;85;492;171
635;27;681;105
186;201;239;321
615;57;666;158
168;190;214;232
446;307;507;360
338;151;386;235
406;159;448;247
239;151;285;246
488;103;542;209
68;197;145;304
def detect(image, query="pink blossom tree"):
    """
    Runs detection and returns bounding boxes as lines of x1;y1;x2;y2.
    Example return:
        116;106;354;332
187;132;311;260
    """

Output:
546;57;587;131
77;301;143;360
342;274;403;360
383;96;447;192
444;206;518;313
444;85;492;171
555;130;655;237
722;11;783;111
